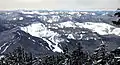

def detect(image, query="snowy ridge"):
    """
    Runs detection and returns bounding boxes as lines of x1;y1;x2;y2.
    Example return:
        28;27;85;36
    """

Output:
20;21;120;37
20;22;63;52
20;23;55;38
20;21;120;52
20;11;49;15
58;21;120;36
75;22;120;36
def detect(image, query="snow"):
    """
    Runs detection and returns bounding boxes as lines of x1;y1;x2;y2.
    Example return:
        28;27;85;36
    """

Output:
38;16;47;21
19;17;24;20
20;21;120;52
28;37;31;39
86;37;89;40
21;23;55;38
102;12;108;15
21;11;39;14
13;18;17;20
1;45;9;54
39;43;44;46
42;38;53;50
20;22;63;52
20;21;120;43
91;13;96;15
117;47;120;49
39;12;49;15
94;38;97;40
48;33;63;52
0;55;4;60
81;12;89;14
47;19;53;23
97;59;102;63
21;11;49;15
75;22;120;36
26;15;34;18
67;34;75;39
68;12;77;15
81;31;86;34
118;59;120;62
95;47;100;51
57;21;120;36
51;15;60;22
115;57;120;59
47;15;60;23
49;33;58;42
32;39;36;42
17;31;21;35
0;42;8;50
80;34;83;39
59;21;76;28
46;46;50;50
77;22;112;35
1;42;12;54
52;45;63;53
42;38;63;52
20;22;120;45
111;28;120;35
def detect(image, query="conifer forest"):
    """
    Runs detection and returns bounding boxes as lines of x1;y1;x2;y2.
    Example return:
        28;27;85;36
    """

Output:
0;42;120;65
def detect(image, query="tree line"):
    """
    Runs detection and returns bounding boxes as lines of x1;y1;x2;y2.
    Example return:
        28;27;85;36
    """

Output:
0;42;120;65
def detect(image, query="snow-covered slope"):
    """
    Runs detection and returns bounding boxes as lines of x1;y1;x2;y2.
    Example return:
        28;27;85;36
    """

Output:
21;22;120;37
58;21;120;36
20;23;63;52
75;22;120;36
20;21;120;53
20;23;55;38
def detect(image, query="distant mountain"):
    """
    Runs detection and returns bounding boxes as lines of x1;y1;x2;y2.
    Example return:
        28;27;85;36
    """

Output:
0;10;120;56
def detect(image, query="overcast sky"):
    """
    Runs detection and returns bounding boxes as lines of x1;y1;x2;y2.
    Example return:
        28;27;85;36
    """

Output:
0;0;120;10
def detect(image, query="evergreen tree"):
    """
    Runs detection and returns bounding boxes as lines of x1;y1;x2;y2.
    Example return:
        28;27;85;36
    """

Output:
117;8;120;10
0;47;35;65
92;43;113;65
71;41;90;65
1;42;120;65
111;47;120;65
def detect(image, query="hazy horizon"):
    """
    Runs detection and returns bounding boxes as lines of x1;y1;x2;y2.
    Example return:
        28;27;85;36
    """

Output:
0;0;120;10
